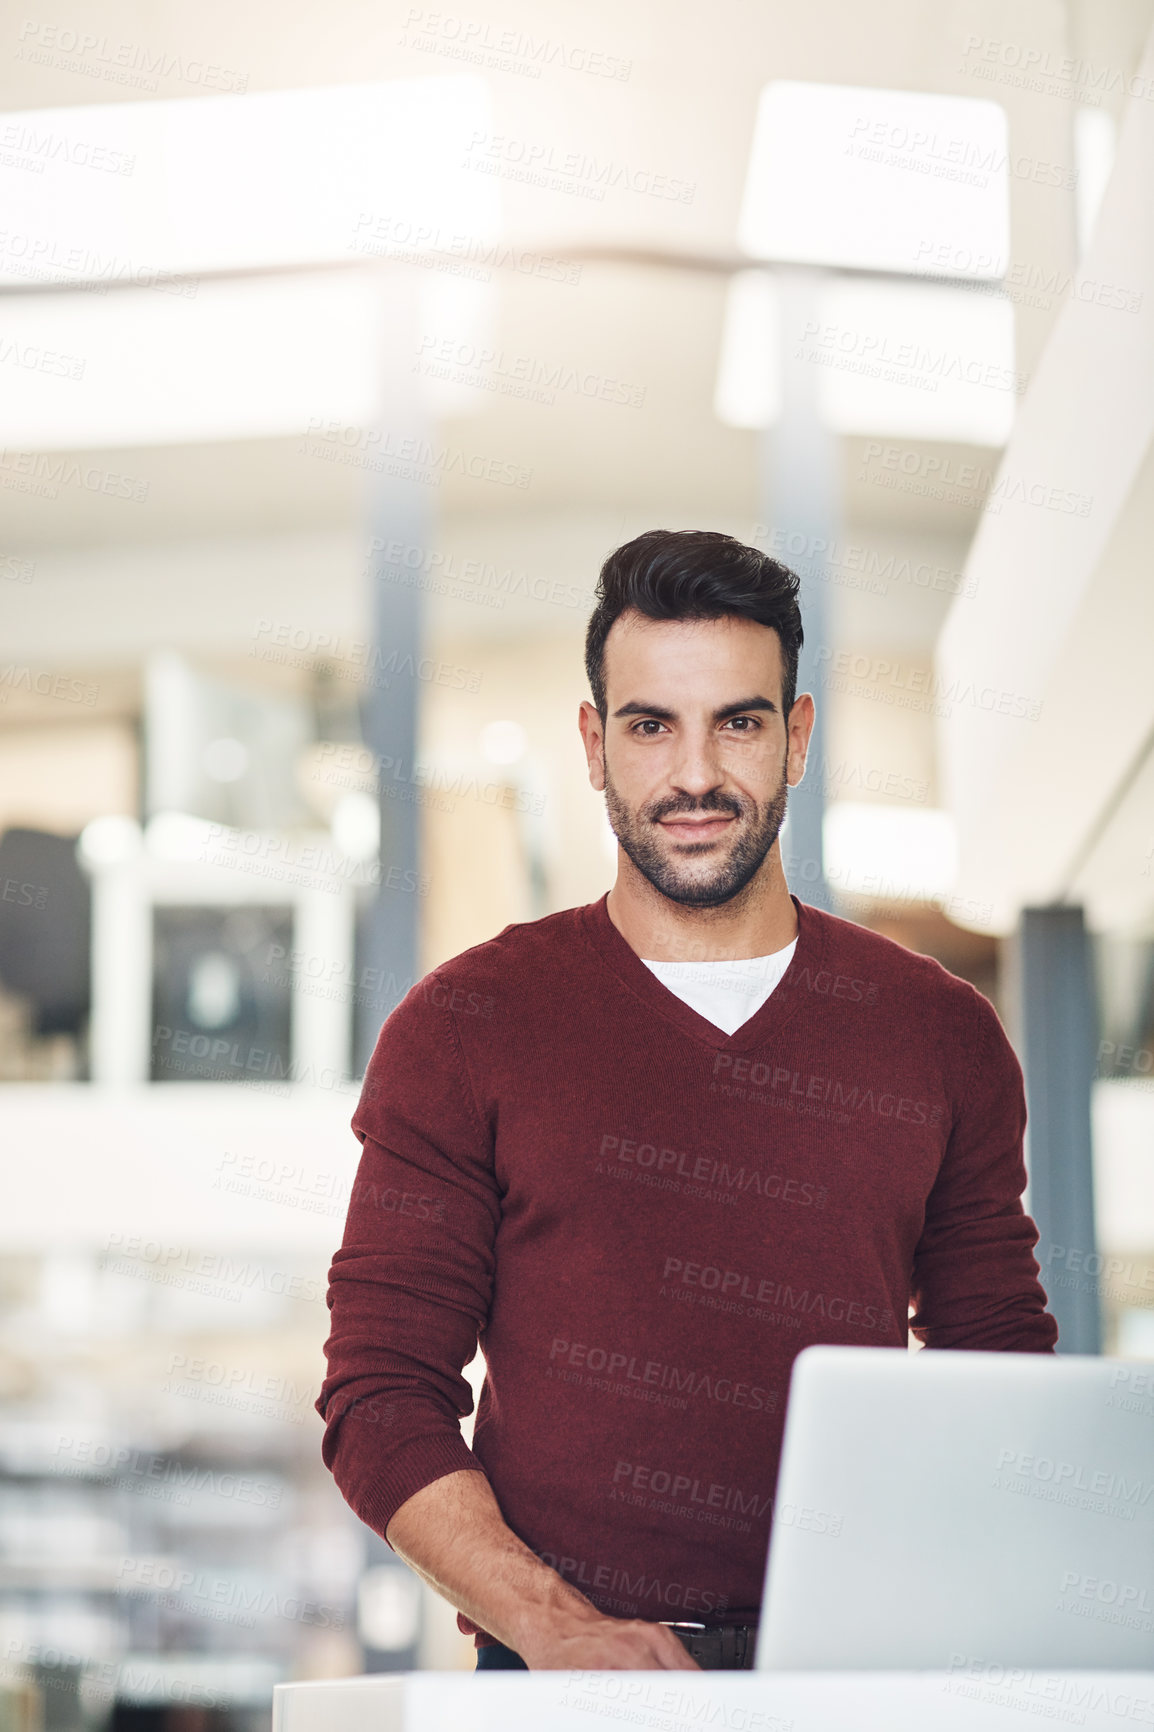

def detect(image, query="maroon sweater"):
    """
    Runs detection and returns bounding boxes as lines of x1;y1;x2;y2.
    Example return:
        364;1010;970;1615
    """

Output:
317;895;1057;1642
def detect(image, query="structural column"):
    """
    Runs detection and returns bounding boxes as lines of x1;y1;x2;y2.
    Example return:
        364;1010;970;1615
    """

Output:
1017;905;1102;1353
355;268;432;1073
762;265;836;912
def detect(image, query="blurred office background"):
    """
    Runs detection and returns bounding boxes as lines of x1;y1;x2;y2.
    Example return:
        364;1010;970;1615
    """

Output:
1;0;1153;1723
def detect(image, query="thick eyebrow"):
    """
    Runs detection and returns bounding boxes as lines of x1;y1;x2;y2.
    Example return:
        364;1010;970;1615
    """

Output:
612;695;779;722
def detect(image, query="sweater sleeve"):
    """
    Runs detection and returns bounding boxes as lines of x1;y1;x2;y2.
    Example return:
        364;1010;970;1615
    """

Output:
316;974;500;1543
909;990;1059;1353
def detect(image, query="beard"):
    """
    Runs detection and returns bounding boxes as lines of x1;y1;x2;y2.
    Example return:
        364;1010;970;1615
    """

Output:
603;755;789;909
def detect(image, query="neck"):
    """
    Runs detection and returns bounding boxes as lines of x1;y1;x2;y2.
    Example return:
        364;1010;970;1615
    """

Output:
605;843;798;963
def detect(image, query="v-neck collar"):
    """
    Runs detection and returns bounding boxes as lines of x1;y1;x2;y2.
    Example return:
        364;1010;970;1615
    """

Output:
576;891;828;1053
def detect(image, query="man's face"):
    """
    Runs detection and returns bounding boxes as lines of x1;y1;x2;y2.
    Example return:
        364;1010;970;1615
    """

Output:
580;610;813;909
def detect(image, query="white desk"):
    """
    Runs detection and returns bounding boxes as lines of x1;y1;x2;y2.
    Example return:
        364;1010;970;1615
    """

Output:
274;1669;1154;1732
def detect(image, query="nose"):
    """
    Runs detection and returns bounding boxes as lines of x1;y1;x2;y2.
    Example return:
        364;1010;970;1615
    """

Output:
667;726;725;801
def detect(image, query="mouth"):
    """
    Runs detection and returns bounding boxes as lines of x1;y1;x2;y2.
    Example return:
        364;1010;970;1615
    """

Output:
657;814;736;844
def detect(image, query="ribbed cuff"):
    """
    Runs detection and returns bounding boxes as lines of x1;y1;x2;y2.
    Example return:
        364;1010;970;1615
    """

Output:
334;1426;483;1547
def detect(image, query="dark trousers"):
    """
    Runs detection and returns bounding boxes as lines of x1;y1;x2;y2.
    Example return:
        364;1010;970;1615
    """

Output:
474;1628;758;1669
475;1640;529;1669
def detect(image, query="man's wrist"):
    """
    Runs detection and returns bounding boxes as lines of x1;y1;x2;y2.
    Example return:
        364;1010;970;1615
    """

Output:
504;1577;606;1656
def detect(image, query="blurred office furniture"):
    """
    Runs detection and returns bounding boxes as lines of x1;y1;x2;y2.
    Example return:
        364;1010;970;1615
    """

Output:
354;1541;421;1675
0;1234;365;1732
0;1419;289;1727
144;653;314;837
0;1679;41;1731
151;906;293;1085
79;818;355;1089
0;827;91;1039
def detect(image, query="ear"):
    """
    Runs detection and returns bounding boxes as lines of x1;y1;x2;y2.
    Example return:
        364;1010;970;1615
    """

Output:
785;693;816;787
578;700;606;792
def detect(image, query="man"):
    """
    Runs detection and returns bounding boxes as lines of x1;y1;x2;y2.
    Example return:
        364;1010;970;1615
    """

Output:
317;528;1057;1673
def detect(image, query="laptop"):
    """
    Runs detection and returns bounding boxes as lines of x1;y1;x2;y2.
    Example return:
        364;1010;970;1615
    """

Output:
755;1345;1154;1670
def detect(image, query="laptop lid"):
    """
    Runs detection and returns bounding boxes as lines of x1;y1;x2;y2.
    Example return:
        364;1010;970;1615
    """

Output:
756;1345;1154;1670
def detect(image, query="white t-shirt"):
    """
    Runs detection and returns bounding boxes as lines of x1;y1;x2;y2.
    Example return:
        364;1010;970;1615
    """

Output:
640;939;798;1036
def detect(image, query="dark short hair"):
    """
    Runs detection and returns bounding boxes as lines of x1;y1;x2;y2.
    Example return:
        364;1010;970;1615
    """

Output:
584;529;804;722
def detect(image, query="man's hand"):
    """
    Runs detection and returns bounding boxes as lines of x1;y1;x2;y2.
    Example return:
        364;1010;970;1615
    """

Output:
386;1469;701;1670
519;1613;701;1671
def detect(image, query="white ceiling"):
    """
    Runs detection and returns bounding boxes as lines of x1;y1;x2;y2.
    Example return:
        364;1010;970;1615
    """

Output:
2;0;1129;555
2;0;1153;932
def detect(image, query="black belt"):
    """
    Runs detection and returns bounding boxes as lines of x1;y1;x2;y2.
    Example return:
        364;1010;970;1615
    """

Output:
662;1621;758;1670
